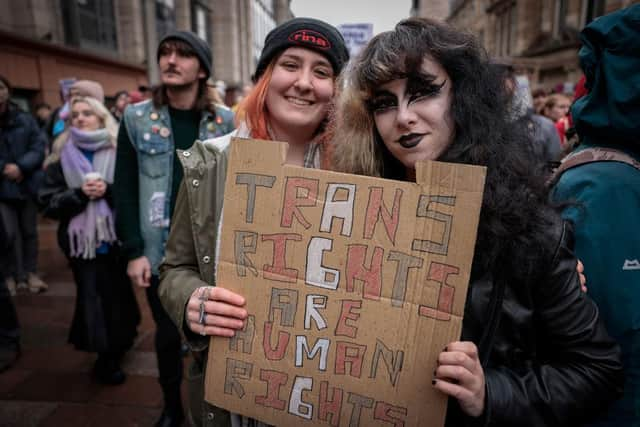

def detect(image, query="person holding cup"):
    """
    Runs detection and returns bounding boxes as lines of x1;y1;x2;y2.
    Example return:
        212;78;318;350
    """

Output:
39;96;139;385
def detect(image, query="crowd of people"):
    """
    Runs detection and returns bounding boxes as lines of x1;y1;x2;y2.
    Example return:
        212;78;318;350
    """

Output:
1;4;638;427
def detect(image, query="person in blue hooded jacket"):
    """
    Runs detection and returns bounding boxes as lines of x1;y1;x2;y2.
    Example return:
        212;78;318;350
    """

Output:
551;5;640;426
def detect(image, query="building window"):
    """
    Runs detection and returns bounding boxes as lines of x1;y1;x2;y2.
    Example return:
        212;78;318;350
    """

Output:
192;1;210;44
493;1;516;56
62;0;118;51
553;0;567;39
252;1;276;66
156;0;176;40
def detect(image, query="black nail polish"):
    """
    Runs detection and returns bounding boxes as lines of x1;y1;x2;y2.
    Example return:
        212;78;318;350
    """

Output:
432;379;437;385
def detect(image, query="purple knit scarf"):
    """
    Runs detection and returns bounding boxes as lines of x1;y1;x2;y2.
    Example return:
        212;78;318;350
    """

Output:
60;127;117;259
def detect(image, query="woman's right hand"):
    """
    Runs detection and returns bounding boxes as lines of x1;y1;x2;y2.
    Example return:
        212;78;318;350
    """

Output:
81;180;95;198
81;179;106;199
187;286;248;337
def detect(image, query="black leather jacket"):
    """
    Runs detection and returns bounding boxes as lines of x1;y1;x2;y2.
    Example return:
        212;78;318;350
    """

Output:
446;220;623;426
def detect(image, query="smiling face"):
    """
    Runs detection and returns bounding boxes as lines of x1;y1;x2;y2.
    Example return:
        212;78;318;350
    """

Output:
158;41;205;88
370;56;455;170
71;101;102;131
264;47;335;142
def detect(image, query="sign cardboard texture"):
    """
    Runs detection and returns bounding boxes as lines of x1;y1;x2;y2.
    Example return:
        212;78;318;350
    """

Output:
205;138;486;427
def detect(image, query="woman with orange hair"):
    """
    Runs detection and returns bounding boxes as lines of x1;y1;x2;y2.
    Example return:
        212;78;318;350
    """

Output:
158;17;349;426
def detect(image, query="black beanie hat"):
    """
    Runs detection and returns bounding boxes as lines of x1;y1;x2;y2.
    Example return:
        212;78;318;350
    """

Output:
157;31;212;79
254;17;349;81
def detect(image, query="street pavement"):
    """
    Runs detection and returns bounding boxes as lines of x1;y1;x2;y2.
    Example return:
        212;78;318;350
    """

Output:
0;219;187;426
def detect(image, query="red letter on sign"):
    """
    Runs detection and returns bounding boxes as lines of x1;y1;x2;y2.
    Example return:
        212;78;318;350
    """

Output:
374;401;407;427
319;381;343;427
335;341;367;378
364;187;402;245
263;321;290;360
255;369;288;411
419;262;459;321
262;233;301;282
335;300;362;338
346;244;383;300
281;177;318;229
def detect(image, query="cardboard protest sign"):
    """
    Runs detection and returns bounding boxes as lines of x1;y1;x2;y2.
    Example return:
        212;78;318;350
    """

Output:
205;138;486;427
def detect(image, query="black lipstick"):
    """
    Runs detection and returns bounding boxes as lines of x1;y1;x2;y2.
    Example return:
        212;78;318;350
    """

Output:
397;133;424;148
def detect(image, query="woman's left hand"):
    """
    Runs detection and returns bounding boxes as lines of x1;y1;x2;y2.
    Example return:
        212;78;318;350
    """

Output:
90;179;107;199
577;259;587;293
434;341;485;417
84;179;107;199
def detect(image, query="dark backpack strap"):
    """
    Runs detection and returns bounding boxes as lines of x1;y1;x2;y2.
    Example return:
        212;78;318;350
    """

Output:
548;147;640;187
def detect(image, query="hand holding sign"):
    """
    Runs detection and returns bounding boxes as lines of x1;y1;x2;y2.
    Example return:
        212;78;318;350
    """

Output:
205;138;487;426
433;341;485;417
186;286;248;337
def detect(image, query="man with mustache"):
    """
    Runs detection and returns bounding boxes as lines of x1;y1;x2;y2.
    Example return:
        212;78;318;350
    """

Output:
114;31;234;427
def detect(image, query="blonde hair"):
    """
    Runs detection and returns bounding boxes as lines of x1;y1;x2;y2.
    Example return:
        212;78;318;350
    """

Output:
330;72;384;177
45;96;118;167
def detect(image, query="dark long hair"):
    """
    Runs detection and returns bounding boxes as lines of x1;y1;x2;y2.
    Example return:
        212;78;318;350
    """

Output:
333;18;555;282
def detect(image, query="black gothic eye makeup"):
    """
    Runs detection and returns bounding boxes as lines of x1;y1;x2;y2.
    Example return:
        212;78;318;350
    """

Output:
367;92;397;113
367;73;447;115
407;79;446;105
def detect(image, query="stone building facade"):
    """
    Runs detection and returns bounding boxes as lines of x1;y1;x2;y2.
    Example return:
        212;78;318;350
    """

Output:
0;0;291;109
413;0;639;91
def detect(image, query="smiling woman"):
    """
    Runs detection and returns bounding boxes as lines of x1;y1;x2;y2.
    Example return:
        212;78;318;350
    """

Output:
265;47;336;165
158;17;349;427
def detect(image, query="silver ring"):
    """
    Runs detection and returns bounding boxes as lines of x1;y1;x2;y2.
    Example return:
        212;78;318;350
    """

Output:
198;301;206;324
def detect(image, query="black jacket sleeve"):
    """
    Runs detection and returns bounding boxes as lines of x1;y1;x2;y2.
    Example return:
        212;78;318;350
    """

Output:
15;113;46;174
38;161;89;221
114;121;144;260
482;222;624;426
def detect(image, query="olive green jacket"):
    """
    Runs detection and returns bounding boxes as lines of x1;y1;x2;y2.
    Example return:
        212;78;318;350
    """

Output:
159;131;238;427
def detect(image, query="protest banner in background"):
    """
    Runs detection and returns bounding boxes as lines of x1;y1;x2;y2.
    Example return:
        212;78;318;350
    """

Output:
205;138;486;427
337;23;373;57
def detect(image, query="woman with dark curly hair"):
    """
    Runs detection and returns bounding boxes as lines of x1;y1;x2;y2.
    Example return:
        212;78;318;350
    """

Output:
331;17;623;427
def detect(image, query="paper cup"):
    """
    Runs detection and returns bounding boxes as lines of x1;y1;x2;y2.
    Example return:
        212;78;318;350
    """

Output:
84;172;103;182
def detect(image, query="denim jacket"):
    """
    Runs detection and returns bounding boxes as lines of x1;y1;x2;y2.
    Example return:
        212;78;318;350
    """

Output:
122;99;234;273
